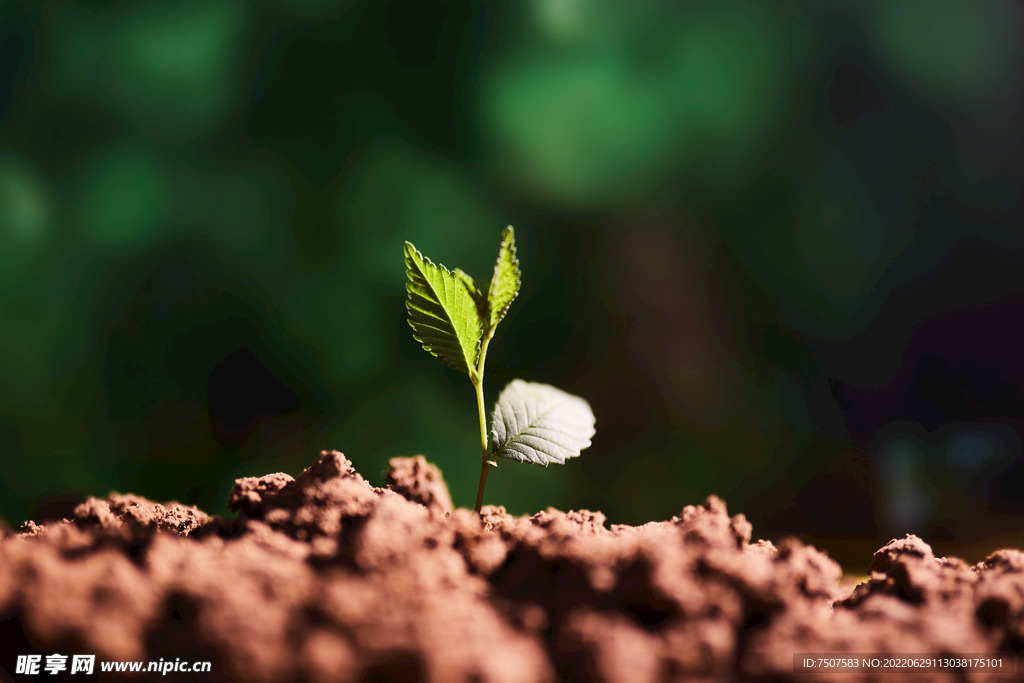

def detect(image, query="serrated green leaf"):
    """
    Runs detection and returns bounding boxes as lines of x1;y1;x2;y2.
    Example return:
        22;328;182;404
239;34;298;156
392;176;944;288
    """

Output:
405;242;484;377
489;380;595;466
486;225;521;329
453;267;488;322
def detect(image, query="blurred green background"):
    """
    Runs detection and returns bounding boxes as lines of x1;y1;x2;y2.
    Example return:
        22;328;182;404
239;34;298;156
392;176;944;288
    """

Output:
2;0;1024;571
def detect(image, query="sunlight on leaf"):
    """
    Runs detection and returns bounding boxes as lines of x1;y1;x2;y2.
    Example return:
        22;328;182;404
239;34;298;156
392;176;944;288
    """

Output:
486;225;521;330
490;380;595;466
405;241;484;377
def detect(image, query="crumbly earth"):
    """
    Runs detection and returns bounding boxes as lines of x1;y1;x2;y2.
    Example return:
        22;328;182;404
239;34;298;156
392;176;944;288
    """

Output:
1;450;1022;682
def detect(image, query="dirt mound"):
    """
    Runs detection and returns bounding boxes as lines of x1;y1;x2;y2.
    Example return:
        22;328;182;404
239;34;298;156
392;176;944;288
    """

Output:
1;450;1021;682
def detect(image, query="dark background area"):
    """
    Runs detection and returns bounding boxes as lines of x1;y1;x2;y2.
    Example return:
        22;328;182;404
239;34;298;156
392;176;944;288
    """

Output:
1;0;1023;572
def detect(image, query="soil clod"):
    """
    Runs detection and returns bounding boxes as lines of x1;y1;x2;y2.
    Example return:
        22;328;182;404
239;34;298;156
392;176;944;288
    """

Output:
2;450;1022;682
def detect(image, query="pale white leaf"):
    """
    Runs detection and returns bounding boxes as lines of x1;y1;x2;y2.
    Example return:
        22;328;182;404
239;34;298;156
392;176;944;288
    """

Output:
490;380;595;466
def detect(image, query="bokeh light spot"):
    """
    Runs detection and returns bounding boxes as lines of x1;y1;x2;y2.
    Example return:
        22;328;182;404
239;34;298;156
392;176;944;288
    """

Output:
944;428;1008;470
531;0;589;41
0;156;50;247
666;6;784;143
871;0;1021;102
50;0;244;135
876;436;933;533
485;3;789;205
76;143;173;249
487;54;671;205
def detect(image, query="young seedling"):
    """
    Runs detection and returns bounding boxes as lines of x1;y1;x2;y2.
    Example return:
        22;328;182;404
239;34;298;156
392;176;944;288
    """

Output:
404;227;596;512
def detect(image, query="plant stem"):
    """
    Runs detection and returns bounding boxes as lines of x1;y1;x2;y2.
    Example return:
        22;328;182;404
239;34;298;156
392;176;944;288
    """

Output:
473;371;488;460
475;457;495;513
473;332;496;513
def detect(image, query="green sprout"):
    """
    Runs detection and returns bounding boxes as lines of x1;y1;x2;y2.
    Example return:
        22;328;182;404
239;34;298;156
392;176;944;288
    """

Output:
404;226;596;512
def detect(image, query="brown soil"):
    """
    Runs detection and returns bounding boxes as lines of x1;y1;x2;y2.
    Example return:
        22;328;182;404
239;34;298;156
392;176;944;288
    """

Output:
2;450;1023;682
